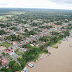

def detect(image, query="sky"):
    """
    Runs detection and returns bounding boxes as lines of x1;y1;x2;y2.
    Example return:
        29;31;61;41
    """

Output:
0;0;72;10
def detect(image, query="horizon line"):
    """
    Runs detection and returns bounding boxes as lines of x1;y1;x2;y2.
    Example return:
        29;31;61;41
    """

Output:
0;8;72;10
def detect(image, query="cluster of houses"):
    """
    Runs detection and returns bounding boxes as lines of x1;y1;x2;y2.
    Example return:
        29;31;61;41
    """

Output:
0;12;72;71
4;48;14;56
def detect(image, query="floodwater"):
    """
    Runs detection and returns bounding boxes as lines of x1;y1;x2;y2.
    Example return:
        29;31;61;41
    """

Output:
28;37;72;72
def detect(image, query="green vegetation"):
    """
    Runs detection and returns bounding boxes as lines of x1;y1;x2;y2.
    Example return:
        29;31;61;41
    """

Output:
18;45;48;68
58;41;61;44
33;28;41;32
17;58;26;68
55;22;63;25
22;44;32;48
0;24;10;28
39;25;52;29
0;61;2;65
53;45;58;49
63;30;70;36
24;29;28;32
0;60;22;72
0;24;6;28
51;31;59;35
24;30;36;37
9;61;21;71
66;24;72;30
39;34;66;49
39;36;49;42
0;42;12;48
0;30;6;35
41;48;48;54
15;49;23;55
30;23;38;26
22;48;39;62
6;54;12;60
2;52;5;56
0;8;72;72
1;67;12;72
10;27;17;31
5;34;21;41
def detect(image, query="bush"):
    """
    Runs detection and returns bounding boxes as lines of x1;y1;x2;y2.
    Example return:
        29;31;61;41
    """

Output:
22;48;39;62
43;49;48;53
9;61;21;71
0;30;6;35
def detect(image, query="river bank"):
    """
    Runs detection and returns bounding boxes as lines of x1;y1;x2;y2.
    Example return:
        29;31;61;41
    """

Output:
27;37;72;72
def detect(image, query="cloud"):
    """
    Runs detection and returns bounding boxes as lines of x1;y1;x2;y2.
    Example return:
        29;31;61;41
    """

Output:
49;0;72;4
0;0;72;10
0;3;8;5
0;0;8;5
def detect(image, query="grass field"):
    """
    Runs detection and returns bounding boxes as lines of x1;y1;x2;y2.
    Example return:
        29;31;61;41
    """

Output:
0;11;25;15
0;42;12;48
6;54;12;60
15;49;23;55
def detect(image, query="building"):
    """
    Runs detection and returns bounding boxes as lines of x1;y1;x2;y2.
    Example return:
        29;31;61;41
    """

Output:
12;41;17;45
0;46;6;51
0;56;6;65
0;37;5;43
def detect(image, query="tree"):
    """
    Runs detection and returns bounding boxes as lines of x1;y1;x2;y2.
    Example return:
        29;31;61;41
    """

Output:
6;69;12;72
25;29;28;32
9;61;21;72
19;59;26;68
5;34;21;41
0;61;2;66
1;67;6;71
9;61;15;68
12;63;21;71
22;44;31;48
22;48;39;62
0;30;6;35
2;52;5;56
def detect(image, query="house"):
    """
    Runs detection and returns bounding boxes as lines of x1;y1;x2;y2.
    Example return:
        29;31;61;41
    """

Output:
0;37;5;43
12;41;17;45
15;33;19;36
30;44;34;46
0;56;6;65
4;48;14;56
0;46;6;51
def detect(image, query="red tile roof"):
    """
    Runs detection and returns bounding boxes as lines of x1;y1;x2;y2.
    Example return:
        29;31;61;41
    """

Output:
4;49;13;54
2;59;6;65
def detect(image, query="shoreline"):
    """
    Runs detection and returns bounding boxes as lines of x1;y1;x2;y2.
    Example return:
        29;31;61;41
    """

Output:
27;37;72;72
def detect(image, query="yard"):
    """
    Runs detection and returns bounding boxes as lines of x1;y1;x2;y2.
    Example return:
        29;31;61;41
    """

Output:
6;54;13;60
15;49;23;55
0;42;12;48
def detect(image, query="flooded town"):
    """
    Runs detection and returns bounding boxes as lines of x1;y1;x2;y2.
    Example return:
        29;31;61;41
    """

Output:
0;8;72;72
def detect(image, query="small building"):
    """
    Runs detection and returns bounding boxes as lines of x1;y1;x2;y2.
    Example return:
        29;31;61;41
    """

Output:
0;56;6;65
30;44;34;46
0;46;6;51
0;37;5;43
12;41;17;45
15;33;19;36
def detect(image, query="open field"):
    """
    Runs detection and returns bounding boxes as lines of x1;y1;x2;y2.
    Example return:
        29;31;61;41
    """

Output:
0;11;25;15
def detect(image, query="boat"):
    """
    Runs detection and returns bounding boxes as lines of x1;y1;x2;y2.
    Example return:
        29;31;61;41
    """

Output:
21;67;28;72
27;62;34;68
